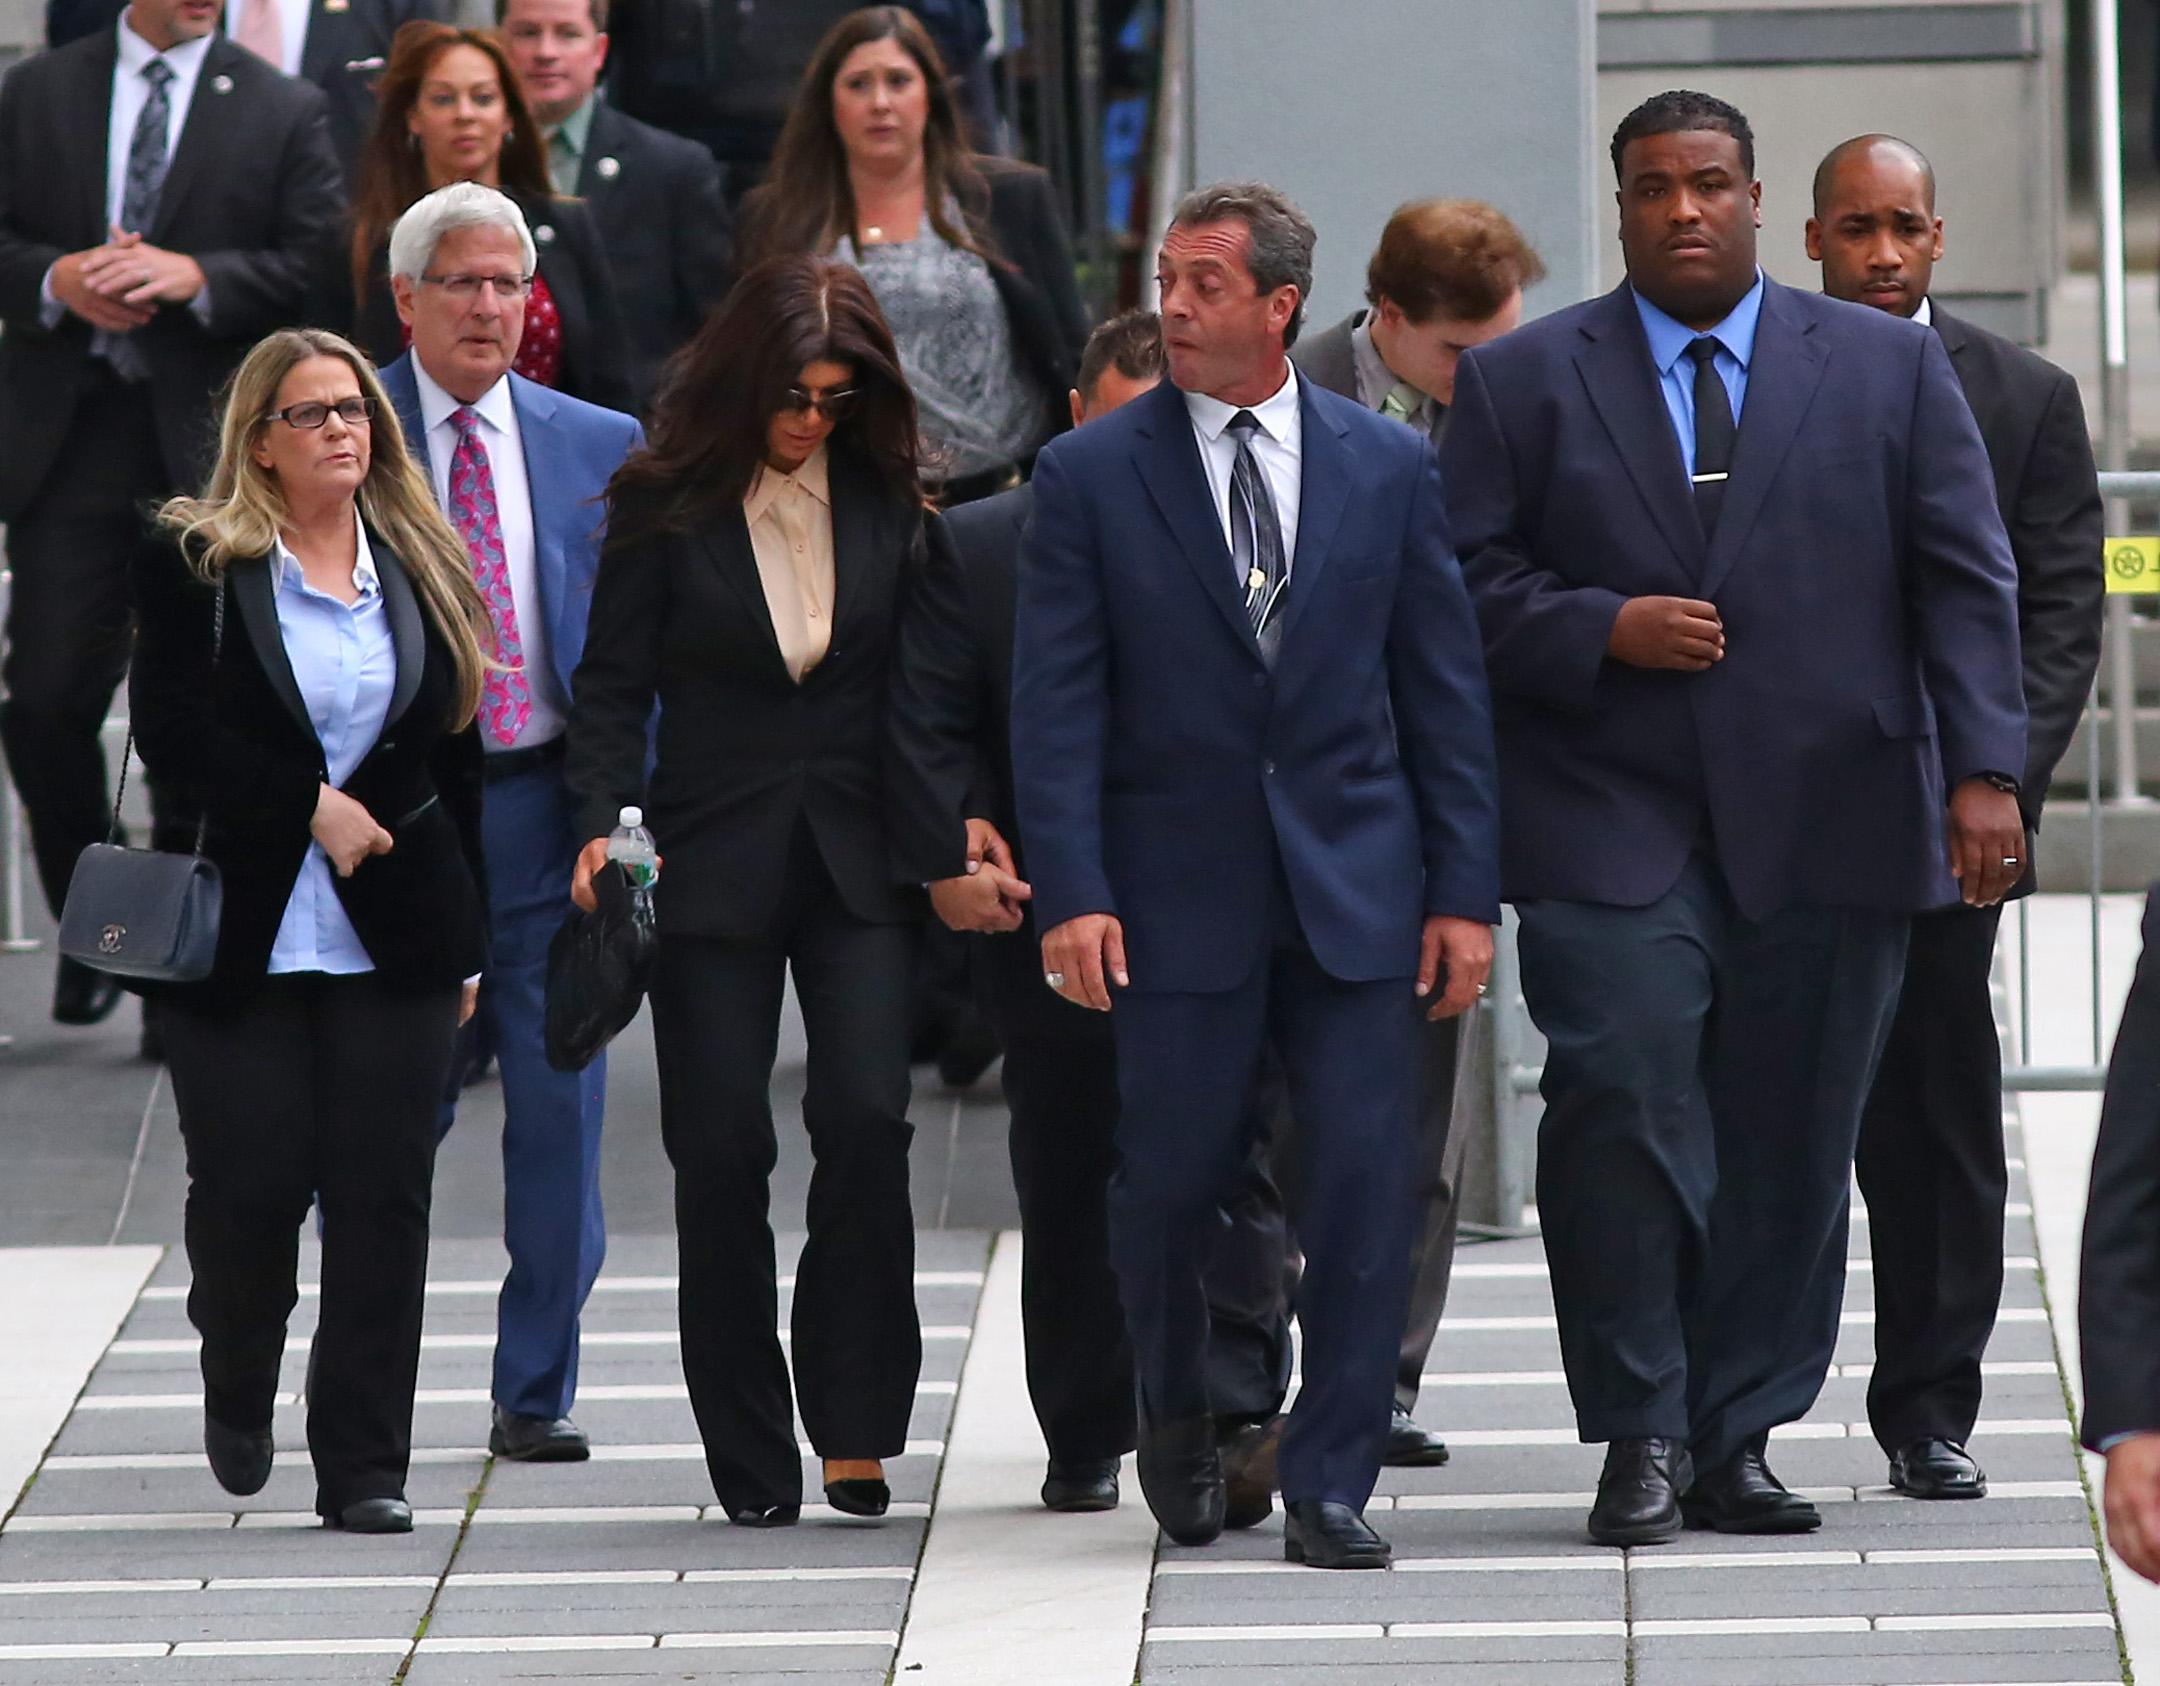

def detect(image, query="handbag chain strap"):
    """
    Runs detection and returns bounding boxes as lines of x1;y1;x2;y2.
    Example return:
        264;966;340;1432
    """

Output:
109;574;225;857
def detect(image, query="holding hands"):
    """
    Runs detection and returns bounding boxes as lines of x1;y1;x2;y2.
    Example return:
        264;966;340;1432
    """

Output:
928;818;1032;935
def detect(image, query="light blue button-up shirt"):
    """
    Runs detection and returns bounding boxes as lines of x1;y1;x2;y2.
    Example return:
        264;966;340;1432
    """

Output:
1631;270;1765;474
265;518;395;976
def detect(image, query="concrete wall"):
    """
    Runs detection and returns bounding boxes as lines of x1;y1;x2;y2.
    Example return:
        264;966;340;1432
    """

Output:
1186;0;1598;329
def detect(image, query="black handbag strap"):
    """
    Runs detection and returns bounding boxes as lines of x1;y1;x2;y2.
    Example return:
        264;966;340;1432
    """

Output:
111;574;224;856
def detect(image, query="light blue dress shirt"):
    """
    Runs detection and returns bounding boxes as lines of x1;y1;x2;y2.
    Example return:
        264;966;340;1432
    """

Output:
266;519;395;976
1631;270;1765;474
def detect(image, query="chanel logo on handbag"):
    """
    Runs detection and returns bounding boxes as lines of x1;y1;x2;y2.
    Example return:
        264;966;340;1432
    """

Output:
98;924;126;955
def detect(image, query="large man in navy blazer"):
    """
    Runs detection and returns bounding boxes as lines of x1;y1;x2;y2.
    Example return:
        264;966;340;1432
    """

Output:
1442;91;2028;1547
1011;182;1501;1570
380;184;643;1463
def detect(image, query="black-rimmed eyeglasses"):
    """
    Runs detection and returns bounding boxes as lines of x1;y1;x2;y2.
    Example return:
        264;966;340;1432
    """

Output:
266;397;378;430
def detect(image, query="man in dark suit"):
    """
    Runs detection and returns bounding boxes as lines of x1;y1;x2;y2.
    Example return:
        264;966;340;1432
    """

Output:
381;183;643;1464
501;0;732;413
1010;182;1501;1569
0;0;343;1028
2082;886;2160;1587
1443;90;2028;1547
48;0;448;182
889;309;1296;1520
1808;133;2105;1503
1291;194;1544;1469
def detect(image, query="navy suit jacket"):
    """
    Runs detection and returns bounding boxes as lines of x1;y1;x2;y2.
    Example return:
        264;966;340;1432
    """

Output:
380;355;643;703
1442;279;2026;919
1010;374;1501;994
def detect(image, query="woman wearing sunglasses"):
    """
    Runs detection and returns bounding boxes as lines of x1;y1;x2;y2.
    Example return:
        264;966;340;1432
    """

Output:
130;328;493;1533
565;254;938;1528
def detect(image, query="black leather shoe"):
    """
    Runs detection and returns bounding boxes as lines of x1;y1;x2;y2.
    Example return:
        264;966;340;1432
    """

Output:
1283;1499;1391;1569
1042;1458;1120;1512
1681;1447;1820;1534
1383;1406;1450;1467
725;1501;800;1528
52;956;123;1026
1888;1436;1987;1500
1588;1437;1691;1546
322;1497;412;1533
824;1478;891;1517
1136;1414;1224;1546
1219;1417;1282;1530
204;1416;272;1496
489;1406;590;1463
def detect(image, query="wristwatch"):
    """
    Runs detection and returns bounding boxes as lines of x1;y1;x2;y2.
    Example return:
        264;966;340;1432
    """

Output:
1976;771;2022;797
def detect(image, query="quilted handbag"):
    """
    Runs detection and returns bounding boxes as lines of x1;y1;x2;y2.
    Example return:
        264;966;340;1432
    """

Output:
56;581;225;982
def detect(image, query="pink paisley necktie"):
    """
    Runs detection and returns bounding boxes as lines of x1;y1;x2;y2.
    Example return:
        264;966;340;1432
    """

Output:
447;407;530;746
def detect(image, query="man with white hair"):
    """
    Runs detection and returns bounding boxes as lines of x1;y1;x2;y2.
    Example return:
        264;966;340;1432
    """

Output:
380;182;642;1463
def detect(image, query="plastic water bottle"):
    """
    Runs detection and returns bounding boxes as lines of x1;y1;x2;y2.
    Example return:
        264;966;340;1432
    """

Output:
606;805;660;890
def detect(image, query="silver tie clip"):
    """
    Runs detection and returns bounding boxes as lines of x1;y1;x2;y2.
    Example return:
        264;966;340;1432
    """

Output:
1691;471;1729;483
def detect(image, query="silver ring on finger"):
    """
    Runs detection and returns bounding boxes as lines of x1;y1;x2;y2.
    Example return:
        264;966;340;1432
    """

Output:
2001;857;2020;868
1476;984;1488;995
1044;971;1066;990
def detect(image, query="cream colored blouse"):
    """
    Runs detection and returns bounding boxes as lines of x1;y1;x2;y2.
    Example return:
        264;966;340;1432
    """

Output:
743;447;836;683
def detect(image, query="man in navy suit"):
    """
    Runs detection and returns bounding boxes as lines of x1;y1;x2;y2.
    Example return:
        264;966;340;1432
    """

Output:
1442;91;2028;1547
379;183;643;1463
1011;181;1501;1569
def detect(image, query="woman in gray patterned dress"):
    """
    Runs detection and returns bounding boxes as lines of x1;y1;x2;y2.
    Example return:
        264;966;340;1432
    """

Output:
740;6;1089;506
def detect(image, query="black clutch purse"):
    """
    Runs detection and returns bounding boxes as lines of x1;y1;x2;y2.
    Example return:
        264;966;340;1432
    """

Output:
56;581;225;983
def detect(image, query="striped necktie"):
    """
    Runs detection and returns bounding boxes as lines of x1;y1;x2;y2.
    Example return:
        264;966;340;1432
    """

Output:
1226;410;1288;661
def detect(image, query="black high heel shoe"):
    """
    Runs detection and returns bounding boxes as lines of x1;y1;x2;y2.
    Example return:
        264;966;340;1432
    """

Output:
823;1477;890;1517
724;1501;801;1528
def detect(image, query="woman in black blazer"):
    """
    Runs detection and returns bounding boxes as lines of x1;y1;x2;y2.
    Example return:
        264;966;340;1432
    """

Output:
739;6;1088;504
132;327;494;1535
341;21;635;415
567;255;942;1528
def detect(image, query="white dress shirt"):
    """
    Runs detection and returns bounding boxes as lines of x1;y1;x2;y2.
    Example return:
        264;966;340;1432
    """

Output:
1184;363;1303;579
224;0;312;78
744;447;836;683
1914;295;1934;328
105;17;215;232
413;360;569;750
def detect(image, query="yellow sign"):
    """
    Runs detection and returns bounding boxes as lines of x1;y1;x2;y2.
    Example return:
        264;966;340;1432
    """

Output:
2106;537;2160;594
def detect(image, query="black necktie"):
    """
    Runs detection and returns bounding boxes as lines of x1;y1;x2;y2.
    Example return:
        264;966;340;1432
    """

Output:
1226;410;1288;660
1685;336;1736;536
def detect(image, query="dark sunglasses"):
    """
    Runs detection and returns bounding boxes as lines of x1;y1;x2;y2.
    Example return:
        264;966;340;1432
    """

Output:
266;396;379;430
780;386;858;421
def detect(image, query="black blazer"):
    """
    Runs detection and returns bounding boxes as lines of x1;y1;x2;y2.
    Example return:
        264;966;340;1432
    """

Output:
2082;884;2160;1449
887;482;1100;1040
566;450;931;939
43;0;447;182
128;532;488;1000
574;101;733;414
1932;306;2105;830
0;32;344;520
742;157;1089;447
350;187;637;417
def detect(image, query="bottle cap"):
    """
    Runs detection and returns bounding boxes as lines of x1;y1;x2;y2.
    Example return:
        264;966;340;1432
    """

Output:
619;805;643;828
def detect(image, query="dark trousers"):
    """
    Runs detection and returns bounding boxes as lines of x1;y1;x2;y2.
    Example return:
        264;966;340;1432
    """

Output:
1516;857;1908;1472
437;758;609;1419
1268;1014;1466;1414
997;998;1296;1464
647;830;921;1514
1108;895;1419;1510
160;973;459;1514
0;372;170;913
1856;900;2009;1453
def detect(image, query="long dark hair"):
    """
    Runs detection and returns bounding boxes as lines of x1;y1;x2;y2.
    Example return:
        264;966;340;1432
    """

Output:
606;256;923;544
740;6;995;269
350;23;552;304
